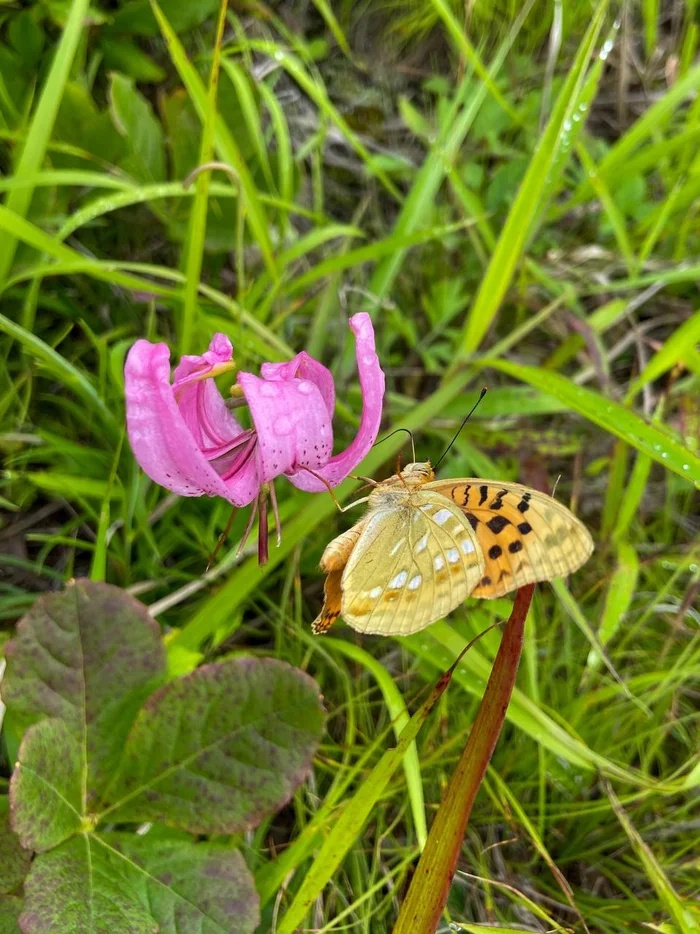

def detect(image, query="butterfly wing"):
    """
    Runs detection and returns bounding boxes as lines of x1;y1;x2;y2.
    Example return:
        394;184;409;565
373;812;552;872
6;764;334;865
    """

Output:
339;492;484;635
426;479;593;598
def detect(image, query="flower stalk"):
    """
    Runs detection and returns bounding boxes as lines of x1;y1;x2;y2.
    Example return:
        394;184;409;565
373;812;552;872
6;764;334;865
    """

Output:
392;583;535;934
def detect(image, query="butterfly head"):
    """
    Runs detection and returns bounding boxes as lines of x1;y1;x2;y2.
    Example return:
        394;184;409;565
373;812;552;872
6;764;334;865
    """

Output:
400;461;435;484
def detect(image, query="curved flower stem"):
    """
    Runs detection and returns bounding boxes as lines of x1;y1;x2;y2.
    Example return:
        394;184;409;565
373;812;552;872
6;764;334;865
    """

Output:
392;583;535;934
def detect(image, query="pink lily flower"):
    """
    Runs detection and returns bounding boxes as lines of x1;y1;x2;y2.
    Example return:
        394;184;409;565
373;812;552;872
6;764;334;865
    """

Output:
124;313;385;563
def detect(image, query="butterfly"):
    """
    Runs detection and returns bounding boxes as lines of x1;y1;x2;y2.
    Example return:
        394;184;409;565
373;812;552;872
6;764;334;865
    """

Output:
312;461;593;636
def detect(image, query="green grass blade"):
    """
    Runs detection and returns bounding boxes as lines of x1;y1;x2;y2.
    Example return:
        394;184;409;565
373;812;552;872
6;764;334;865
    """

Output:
407;622;663;787
605;780;700;933
275;667;452;934
625;308;700;401
180;0;228;354
430;0;522;123
0;313;116;431
458;1;608;356
367;2;532;308
324;637;427;848
479;357;700;487
310;0;352;57
587;542;639;671
0;0;90;285
0;205;291;360
150;0;279;282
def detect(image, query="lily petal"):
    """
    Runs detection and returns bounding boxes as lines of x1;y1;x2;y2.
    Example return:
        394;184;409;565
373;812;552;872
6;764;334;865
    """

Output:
288;312;385;492
125;340;257;505
237;371;333;482
260;351;335;418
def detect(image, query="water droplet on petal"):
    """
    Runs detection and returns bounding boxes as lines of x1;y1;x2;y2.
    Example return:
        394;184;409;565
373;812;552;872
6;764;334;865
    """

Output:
363;353;378;367
297;380;314;395
259;382;277;397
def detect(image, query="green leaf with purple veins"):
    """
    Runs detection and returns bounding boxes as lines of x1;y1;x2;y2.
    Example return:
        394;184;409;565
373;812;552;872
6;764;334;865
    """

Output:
1;580;166;804
98;657;326;834
0;798;31;894
10;720;83;853
99;834;260;934
20;834;157;934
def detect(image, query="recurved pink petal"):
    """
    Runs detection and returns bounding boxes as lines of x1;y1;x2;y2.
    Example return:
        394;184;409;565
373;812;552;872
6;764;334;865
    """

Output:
125;340;256;506
288;312;385;492
260;351;335;418
237;371;333;483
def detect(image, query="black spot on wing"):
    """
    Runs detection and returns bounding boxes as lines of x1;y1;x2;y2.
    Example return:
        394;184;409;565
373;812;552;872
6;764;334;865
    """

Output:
487;515;510;534
490;489;507;510
517;521;533;535
464;511;479;531
479;485;489;505
509;540;523;554
517;493;532;513
488;544;502;559
451;484;471;506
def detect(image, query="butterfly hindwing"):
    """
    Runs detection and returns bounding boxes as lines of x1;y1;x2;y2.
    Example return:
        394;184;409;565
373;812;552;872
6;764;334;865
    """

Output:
426;479;593;598
339;493;484;635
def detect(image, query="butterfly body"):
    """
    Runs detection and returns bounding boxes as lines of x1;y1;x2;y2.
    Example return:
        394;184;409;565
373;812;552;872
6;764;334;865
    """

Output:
313;461;594;636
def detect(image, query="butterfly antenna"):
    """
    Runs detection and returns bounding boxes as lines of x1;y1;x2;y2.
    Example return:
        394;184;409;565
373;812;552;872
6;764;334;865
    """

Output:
372;427;416;462
433;387;488;472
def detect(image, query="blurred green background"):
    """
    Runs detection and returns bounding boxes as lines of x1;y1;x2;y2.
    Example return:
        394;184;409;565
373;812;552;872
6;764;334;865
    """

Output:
1;0;699;931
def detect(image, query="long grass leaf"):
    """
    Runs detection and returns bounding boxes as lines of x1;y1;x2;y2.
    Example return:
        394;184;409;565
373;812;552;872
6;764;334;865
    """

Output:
180;0;228;354
0;0;90;284
275;662;454;934
367;2;533;308
0;313;116;431
458;1;608;356
150;0;279;281
480;357;700;486
324;637;427;848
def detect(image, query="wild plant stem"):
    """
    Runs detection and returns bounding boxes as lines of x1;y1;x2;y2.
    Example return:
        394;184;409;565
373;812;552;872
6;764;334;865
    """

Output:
392;584;535;934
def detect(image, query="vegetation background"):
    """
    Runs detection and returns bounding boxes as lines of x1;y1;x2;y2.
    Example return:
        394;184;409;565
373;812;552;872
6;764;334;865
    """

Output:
1;0;699;931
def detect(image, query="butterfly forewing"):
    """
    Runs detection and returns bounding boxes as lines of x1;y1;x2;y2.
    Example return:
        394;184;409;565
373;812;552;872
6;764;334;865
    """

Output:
339;493;484;635
427;479;593;598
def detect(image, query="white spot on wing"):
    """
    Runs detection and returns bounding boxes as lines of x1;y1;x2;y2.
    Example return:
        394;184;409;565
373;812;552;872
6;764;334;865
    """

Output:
408;574;422;591
415;533;429;553
461;538;475;554
389;570;408;589
433;508;452;526
446;548;460;563
369;586;382;599
434;555;445;570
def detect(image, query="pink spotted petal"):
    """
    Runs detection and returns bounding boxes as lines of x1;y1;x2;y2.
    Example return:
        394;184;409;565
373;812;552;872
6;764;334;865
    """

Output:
287;312;385;492
260;351;335;418
237;371;333;483
125;340;257;506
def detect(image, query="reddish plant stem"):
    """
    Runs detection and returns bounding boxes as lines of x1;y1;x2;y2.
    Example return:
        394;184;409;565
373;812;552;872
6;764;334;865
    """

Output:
392;583;535;934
